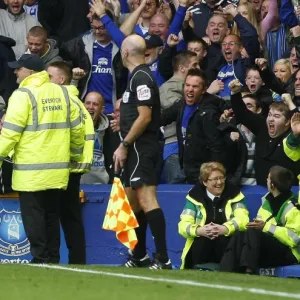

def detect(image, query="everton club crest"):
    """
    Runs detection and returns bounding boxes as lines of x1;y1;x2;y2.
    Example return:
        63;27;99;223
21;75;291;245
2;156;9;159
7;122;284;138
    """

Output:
0;208;30;257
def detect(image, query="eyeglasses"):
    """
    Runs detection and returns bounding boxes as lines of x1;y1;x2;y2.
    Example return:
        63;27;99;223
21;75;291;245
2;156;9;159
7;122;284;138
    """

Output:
221;42;241;47
91;26;106;32
206;176;226;183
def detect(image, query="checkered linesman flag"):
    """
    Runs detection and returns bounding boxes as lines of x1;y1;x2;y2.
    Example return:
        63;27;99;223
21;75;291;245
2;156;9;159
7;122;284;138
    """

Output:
102;177;139;250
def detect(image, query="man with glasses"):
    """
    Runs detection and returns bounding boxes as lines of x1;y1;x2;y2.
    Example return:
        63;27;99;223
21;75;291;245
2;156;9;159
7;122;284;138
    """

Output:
216;33;259;102
60;10;127;114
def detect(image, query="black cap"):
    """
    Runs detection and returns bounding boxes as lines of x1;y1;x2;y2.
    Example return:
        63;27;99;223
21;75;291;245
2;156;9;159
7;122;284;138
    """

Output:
8;54;44;72
144;34;163;49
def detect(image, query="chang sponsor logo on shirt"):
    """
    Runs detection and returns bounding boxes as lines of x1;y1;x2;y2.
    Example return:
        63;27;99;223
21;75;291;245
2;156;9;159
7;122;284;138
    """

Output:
0;208;30;258
217;69;234;79
92;57;112;74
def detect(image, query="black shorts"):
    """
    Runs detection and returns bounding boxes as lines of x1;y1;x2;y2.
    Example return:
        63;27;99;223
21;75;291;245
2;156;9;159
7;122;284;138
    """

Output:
123;135;160;189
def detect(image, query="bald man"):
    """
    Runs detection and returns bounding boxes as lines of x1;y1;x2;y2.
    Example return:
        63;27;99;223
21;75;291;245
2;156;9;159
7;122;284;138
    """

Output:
82;91;109;184
114;35;171;269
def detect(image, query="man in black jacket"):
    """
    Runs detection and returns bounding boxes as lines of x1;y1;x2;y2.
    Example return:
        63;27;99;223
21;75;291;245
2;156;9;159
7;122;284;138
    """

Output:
0;35;17;104
38;0;90;42
161;68;226;183
229;79;300;186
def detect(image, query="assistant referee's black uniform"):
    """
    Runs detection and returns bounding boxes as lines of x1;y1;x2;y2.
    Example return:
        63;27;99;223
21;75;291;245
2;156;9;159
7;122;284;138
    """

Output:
120;64;171;268
120;64;161;188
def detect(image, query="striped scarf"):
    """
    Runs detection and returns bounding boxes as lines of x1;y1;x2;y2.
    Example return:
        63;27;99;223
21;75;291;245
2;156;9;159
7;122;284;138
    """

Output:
266;24;288;70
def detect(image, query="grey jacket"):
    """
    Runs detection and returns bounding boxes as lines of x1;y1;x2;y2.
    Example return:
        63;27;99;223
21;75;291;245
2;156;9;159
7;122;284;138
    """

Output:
26;39;63;68
81;113;110;184
0;9;40;58
159;76;184;145
41;39;63;68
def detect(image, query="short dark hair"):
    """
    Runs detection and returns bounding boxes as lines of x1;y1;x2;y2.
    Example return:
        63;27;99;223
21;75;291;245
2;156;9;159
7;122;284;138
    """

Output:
48;61;72;85
27;26;48;41
185;68;208;87
172;50;197;72
269;166;294;193
242;93;262;109
188;38;208;52
269;102;291;120
246;65;261;78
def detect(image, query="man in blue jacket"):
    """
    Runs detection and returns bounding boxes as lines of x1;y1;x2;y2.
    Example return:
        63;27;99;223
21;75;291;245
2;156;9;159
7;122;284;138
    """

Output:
215;5;260;101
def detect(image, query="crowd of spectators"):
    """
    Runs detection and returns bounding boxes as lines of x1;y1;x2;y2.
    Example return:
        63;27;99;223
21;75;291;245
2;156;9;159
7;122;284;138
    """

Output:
1;0;300;190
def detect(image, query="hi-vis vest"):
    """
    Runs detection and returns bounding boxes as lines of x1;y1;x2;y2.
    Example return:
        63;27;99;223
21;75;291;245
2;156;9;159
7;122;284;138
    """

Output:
178;191;249;269
283;134;300;202
65;85;94;174
258;193;300;263
0;71;85;191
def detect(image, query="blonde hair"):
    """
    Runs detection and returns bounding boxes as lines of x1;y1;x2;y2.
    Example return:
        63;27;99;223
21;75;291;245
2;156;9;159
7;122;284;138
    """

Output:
199;162;226;183
274;58;290;69
231;2;262;43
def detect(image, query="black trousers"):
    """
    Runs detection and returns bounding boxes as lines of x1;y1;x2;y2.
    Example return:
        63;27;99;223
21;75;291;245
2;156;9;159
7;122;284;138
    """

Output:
19;189;61;263
185;236;231;269
60;173;86;264
220;229;298;273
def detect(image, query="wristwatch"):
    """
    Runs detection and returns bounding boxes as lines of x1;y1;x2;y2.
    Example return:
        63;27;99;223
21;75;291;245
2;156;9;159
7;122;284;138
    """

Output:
122;141;130;148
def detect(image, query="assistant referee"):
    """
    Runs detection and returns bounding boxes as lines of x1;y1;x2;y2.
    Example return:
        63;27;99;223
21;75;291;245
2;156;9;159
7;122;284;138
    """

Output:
113;34;171;269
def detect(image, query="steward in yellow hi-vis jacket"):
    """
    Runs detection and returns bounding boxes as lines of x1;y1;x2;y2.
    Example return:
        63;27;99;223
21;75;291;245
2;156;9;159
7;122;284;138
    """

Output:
3;54;85;263
67;85;94;174
178;162;249;270
220;166;300;274
283;112;300;203
47;61;94;264
62;84;94;265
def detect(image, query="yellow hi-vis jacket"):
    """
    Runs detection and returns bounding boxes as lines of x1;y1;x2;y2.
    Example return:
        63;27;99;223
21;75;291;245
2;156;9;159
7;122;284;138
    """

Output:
257;192;300;263
0;71;85;191
178;185;249;269
66;85;94;174
283;133;300;201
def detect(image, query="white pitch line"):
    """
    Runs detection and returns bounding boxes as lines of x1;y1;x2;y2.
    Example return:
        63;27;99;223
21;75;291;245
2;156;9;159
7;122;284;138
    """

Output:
27;264;300;299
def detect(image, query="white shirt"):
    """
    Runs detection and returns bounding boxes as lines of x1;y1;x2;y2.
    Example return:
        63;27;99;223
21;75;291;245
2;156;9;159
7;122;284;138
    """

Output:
206;190;220;201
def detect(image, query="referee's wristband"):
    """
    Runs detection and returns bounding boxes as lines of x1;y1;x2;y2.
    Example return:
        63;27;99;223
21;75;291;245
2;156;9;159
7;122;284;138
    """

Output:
121;141;130;148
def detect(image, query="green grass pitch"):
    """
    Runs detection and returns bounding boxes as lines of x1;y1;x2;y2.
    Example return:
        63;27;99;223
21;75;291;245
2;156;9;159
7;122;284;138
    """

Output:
1;264;300;300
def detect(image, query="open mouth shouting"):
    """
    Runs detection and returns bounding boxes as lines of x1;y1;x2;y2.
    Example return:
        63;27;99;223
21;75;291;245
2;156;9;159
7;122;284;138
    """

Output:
224;50;233;62
249;84;258;93
291;62;299;73
212;30;220;41
267;122;275;136
295;85;300;96
10;2;22;14
185;92;195;105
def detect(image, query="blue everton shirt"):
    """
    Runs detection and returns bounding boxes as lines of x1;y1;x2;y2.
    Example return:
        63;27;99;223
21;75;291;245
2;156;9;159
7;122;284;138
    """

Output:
134;24;149;37
87;41;114;114
217;64;235;99
181;104;198;144
150;60;165;87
